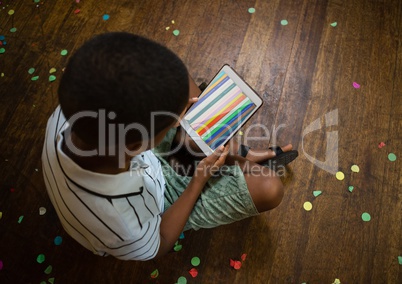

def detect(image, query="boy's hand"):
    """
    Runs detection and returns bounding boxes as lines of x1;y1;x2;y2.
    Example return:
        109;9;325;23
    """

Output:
193;145;229;183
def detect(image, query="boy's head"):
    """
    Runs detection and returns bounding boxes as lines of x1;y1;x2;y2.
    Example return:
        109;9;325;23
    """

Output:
59;32;189;149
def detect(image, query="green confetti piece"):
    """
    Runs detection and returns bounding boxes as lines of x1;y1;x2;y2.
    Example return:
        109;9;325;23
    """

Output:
173;29;180;36
0;48;5;54
40;282;46;284
191;257;200;267
177;276;187;284
10;27;17;33
330;22;337;27
398;256;402;265
388;153;397;162
49;75;56;82
8;9;15;15
313;190;322;197
44;265;52;274
48;278;55;284
31;76;40;81
150;269;159;278
248;7;255;14
362;212;371;222
34;0;40;3
54;236;62;245
28;68;35;74
0;212;2;219
60;49;68;56
37;254;45;264
18;216;24;223
280;19;288;26
348;186;354;192
351;165;360;172
174;244;182;251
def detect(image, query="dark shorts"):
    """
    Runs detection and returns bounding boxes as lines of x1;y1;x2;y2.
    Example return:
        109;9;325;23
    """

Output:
152;128;259;231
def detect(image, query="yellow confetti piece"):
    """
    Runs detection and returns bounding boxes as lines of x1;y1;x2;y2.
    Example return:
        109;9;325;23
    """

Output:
351;165;360;172
238;130;243;136
171;20;175;24
336;171;345;180
49;68;57;73
303;201;312;211
0;212;2;219
332;278;341;284
165;26;170;30
8;9;15;15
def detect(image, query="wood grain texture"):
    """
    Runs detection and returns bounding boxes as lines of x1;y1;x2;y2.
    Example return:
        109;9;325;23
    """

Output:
0;0;401;283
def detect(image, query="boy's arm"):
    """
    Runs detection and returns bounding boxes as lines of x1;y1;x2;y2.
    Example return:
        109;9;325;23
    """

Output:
154;146;228;258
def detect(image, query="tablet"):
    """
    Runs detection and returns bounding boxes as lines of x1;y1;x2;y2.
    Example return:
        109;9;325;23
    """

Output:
180;65;263;156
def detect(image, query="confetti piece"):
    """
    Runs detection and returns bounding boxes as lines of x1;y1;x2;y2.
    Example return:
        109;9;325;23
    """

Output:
165;26;170;30
37;254;45;264
362;212;371;222
103;14;110;21
44;265;52;274
191;257;200;267
179;232;185;239
332;279;341;284
171;20;175;24
49;68;57;74
0;36;5;41
177;276;187;284
348;186;354;192
1;73;4;77
189;268;198;278
174;241;182;251
230;259;242;270
150;269;159;279
303;201;312;211
0;260;3;270
0;48;5;54
40;282;46;284
54;236;63;245
336;171;345;181
8;9;14;15
351;165;360;173
10;27;17;33
238;130;243;136
48;278;55;284
10;188;15;192
49;75;56;82
60;49;68;56
173;29;180;36
18;215;24;223
330;22;337;27
313;190;322;197
388;153;397;161
378;142;386;148
28;68;35;74
31;76;39;81
0;212;2;219
398;256;402;265
353;82;360;89
241;253;247;261
248;7;255;14
74;9;80;14
280;19;288;26
39;207;46;215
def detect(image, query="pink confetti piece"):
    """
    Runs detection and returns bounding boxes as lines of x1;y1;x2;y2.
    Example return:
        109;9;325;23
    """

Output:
241;253;247;261
229;259;242;270
189;268;198;278
353;82;360;89
378;142;386;148
74;9;80;14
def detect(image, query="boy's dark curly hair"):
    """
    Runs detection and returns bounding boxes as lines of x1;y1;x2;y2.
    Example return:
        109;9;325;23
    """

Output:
59;32;189;146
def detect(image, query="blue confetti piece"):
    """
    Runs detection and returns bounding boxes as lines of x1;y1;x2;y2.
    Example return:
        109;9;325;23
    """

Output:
103;14;110;21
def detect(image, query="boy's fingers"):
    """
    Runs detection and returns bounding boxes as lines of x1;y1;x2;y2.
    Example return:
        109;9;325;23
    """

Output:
189;97;199;103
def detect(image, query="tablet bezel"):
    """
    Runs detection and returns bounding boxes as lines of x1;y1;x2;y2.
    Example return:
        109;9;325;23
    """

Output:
180;65;263;156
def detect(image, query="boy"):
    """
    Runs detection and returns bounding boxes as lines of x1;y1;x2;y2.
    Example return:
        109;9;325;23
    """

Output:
42;32;297;261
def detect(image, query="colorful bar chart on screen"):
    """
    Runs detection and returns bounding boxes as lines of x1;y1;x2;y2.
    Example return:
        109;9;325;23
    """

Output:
184;69;257;150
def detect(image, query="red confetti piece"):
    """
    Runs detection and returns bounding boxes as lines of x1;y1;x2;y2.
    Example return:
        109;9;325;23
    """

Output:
10;188;15;192
229;259;242;270
189;268;198;278
378;142;386;148
241;253;247;261
74;9;80;14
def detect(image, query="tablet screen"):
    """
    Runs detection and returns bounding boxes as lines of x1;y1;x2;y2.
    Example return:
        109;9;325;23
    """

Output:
183;68;258;151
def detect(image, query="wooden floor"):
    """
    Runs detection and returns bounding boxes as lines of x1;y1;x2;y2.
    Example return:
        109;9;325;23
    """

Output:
0;0;401;283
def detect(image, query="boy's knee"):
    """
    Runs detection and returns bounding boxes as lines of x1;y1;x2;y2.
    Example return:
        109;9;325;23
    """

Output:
258;176;284;212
